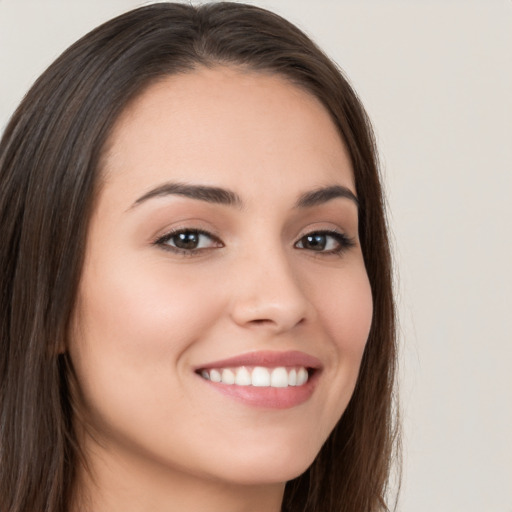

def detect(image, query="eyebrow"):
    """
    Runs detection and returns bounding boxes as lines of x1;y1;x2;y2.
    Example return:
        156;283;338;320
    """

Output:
295;185;359;208
132;182;243;209
131;182;358;210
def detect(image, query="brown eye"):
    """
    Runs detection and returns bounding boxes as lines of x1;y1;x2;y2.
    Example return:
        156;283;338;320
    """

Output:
295;231;355;254
172;231;201;250
156;229;222;253
299;234;329;251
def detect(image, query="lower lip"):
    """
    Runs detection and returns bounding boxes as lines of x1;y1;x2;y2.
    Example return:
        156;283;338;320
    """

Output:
198;371;319;409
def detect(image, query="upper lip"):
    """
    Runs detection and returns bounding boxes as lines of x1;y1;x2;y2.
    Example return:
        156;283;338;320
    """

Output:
195;350;322;371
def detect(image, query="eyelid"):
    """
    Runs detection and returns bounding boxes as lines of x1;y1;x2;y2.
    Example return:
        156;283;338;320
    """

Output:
150;218;221;244
150;222;355;257
294;228;356;255
153;227;223;255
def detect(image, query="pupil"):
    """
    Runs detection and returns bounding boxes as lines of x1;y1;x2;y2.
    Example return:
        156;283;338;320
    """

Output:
174;232;199;249
305;234;326;250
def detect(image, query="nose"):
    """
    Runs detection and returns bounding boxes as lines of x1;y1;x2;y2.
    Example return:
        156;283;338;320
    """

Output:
229;248;313;334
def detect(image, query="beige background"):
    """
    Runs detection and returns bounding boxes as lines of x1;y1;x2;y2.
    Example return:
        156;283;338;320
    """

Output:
1;1;511;511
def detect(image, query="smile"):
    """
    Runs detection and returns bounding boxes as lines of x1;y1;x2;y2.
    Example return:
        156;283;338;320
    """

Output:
199;366;309;387
194;351;321;408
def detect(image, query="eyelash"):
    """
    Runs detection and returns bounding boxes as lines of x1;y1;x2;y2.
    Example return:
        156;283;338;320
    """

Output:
153;229;223;256
154;228;355;256
295;229;356;255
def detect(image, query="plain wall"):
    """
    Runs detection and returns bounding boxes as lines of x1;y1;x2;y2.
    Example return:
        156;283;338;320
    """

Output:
1;1;511;511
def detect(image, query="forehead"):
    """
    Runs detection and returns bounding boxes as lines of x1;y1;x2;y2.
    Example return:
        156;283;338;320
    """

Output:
101;66;354;204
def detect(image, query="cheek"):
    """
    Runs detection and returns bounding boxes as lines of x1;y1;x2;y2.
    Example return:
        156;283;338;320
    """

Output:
313;263;373;356
75;254;222;357
68;253;234;468
305;261;373;430
68;252;225;423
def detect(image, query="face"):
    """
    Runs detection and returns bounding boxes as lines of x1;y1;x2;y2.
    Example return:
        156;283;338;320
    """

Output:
70;66;373;488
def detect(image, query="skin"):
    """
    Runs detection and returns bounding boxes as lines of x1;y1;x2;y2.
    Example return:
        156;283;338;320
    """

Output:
69;66;373;512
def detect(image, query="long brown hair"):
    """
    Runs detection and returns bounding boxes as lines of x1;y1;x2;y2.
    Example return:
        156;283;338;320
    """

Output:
0;3;398;511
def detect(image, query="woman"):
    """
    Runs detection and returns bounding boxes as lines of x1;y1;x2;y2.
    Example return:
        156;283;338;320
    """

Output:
0;3;398;511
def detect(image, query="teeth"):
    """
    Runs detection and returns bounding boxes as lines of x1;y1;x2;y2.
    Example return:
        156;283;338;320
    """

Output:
200;366;310;388
210;369;221;383
221;369;235;385
270;367;288;388
252;366;271;387
235;366;251;386
297;367;308;386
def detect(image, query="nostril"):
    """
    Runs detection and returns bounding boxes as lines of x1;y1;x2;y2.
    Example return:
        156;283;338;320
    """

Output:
243;314;307;331
230;288;311;332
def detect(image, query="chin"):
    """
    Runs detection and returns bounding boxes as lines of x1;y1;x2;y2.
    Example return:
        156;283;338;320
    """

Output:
204;441;320;486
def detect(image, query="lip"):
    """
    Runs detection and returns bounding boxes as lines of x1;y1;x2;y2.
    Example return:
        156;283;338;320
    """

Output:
194;350;322;409
194;350;322;371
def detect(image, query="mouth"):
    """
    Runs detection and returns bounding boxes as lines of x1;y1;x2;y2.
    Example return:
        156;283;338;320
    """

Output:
197;366;312;388
194;351;321;409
